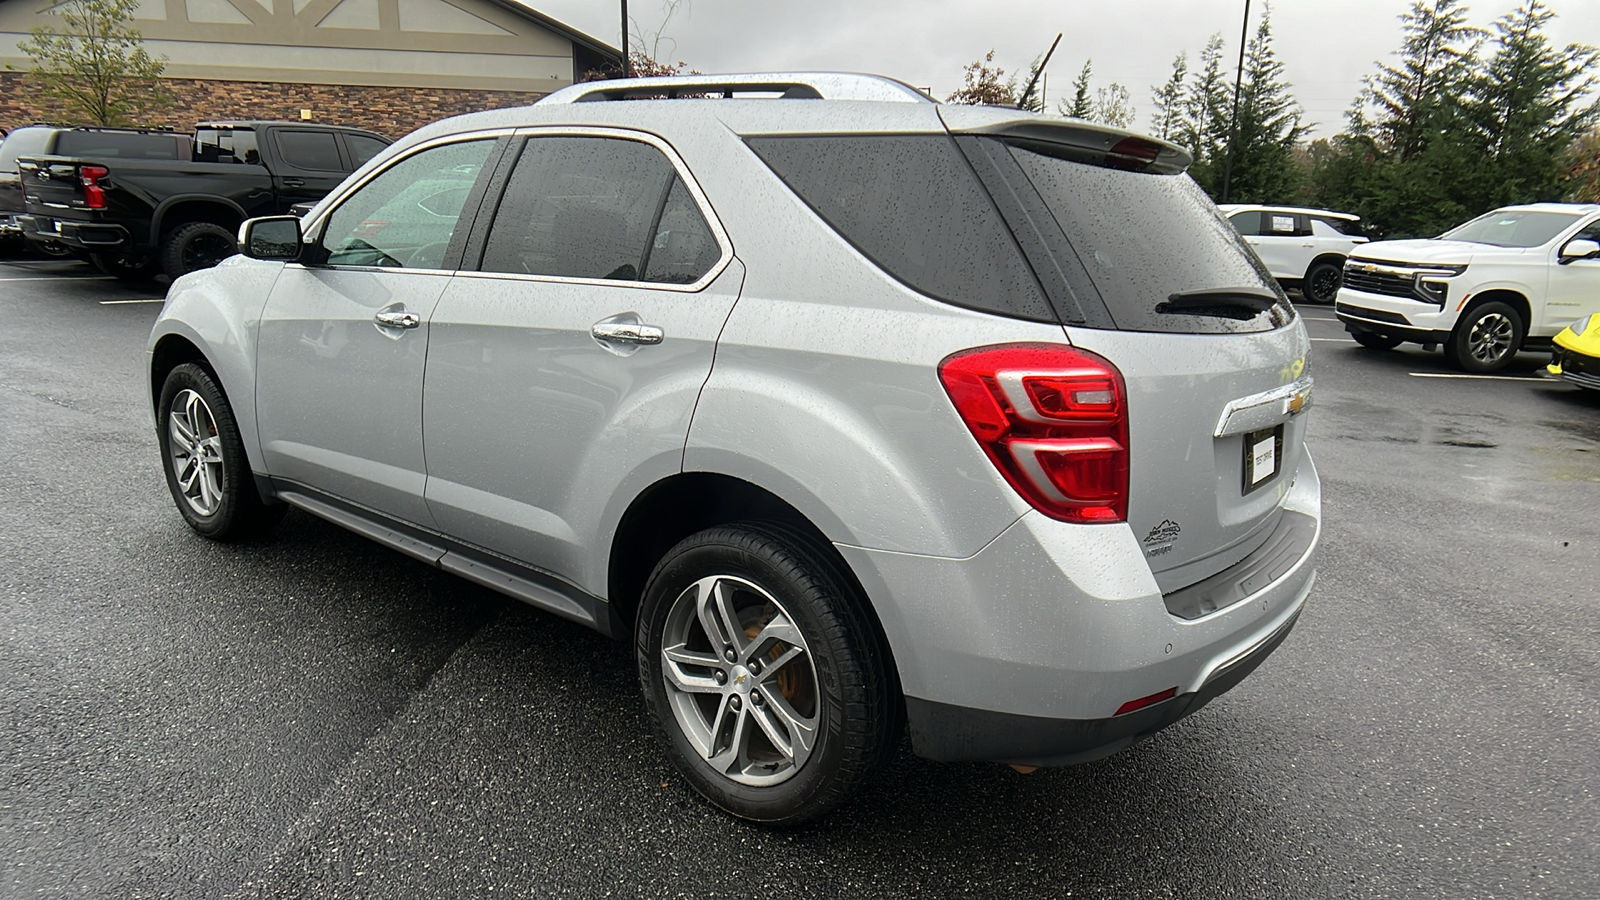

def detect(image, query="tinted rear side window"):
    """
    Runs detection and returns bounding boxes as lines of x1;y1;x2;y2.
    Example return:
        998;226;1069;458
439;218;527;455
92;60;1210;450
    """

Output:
346;134;388;167
1008;141;1294;334
276;130;344;171
748;135;1055;323
56;131;187;160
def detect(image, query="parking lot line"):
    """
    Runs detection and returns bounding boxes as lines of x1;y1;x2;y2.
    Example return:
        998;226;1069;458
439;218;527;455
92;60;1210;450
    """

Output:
0;275;117;282
99;298;166;305
1408;372;1545;381
1310;337;1352;342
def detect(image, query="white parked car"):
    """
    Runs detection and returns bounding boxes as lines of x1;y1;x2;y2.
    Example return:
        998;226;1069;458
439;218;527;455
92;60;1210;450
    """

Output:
1335;203;1600;372
1220;204;1368;304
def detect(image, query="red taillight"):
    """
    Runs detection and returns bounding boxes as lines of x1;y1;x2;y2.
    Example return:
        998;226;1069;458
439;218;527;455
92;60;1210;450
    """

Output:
1114;686;1178;716
1106;137;1162;171
80;164;109;209
938;343;1129;523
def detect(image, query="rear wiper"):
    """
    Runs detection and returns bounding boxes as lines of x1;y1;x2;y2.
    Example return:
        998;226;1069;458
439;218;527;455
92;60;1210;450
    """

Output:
1156;287;1281;320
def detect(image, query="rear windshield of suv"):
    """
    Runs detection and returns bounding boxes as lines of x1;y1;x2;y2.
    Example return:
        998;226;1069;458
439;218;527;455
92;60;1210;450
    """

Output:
1005;140;1294;334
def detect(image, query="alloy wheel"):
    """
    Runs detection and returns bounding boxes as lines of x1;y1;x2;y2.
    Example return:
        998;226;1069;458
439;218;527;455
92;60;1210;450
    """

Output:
659;574;820;787
181;232;236;273
1467;312;1515;365
167;388;226;516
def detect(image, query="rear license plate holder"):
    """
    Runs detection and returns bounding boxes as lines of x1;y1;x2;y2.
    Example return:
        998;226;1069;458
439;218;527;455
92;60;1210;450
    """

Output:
1242;425;1284;494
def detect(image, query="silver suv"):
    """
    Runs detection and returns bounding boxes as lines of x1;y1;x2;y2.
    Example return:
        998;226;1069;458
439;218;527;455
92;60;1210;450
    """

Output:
148;73;1321;823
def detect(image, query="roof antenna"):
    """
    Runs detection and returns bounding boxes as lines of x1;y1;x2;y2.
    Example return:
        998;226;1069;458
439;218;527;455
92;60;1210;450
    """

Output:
1016;33;1062;111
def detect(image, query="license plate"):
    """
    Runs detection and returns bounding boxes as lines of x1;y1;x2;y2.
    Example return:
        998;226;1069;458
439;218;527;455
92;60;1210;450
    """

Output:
1242;425;1283;493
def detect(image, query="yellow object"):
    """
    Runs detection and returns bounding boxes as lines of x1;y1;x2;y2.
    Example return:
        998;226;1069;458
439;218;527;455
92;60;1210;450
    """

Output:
1548;315;1600;389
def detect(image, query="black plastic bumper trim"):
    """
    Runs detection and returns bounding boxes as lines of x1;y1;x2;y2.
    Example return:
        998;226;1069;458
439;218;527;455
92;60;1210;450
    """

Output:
904;606;1302;766
1163;509;1316;619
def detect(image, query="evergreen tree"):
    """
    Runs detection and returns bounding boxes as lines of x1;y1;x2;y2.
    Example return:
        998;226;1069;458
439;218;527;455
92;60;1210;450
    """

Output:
1016;53;1048;113
1364;0;1482;161
1149;53;1188;140
1460;0;1600;206
1061;60;1094;119
1223;3;1308;203
1181;34;1231;193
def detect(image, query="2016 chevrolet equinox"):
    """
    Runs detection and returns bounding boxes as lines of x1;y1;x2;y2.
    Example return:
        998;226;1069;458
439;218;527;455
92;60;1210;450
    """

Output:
148;73;1321;824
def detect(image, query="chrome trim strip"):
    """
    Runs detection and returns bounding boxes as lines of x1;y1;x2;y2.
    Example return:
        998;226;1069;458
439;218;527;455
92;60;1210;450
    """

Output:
1214;376;1314;438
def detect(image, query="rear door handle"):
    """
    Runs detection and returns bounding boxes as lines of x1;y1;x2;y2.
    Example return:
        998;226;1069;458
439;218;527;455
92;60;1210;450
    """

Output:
591;320;663;345
374;310;420;329
281;177;306;188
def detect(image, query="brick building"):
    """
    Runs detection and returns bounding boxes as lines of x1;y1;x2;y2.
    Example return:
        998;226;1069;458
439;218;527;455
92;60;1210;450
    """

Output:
0;0;620;138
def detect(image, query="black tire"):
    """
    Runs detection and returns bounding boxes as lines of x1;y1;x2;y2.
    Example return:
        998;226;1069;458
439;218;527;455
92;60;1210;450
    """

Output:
30;239;74;259
1352;331;1405;351
90;250;159;281
1302;259;1344;304
156;363;284;541
636;521;899;825
161;221;238;281
1445;300;1524;373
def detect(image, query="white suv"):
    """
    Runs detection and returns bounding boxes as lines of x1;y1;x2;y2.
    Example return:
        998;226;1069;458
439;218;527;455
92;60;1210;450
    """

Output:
1220;204;1368;304
147;73;1321;823
1336;203;1600;372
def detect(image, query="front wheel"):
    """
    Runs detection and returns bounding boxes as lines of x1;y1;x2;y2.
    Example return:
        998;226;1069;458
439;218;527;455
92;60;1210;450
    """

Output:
1302;260;1344;304
637;522;898;824
1445;301;1524;373
156;363;284;541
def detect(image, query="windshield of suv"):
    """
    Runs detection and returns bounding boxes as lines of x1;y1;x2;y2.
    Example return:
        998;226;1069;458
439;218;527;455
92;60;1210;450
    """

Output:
1438;210;1583;247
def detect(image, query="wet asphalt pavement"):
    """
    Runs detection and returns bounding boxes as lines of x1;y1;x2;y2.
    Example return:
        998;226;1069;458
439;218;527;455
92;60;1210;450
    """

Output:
2;256;1597;899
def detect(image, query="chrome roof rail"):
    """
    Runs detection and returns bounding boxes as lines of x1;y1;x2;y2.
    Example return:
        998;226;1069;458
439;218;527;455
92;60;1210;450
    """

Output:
539;72;935;105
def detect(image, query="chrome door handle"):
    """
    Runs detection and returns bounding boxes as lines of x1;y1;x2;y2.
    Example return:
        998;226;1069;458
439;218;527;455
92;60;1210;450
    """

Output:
591;321;663;345
374;310;421;329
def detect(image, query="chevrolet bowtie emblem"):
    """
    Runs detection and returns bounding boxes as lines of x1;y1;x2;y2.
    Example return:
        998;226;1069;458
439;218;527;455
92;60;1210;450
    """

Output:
1288;389;1309;415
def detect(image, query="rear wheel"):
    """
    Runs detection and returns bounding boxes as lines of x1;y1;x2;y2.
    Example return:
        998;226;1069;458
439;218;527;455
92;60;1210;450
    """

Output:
1352;331;1405;351
161;221;237;280
30;239;74;259
90;250;159;281
637;522;898;824
1446;301;1523;373
156;363;284;541
1302;260;1344;304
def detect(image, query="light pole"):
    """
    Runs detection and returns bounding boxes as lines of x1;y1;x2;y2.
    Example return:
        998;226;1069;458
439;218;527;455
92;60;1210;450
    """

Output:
621;0;630;77
1220;0;1251;204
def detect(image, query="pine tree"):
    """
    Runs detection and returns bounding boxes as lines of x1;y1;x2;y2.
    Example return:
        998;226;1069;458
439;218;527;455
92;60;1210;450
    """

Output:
1223;3;1307;203
1181;34;1232;194
1460;0;1600;206
1149;53;1188;140
1016;53;1048;113
1061;60;1094;119
1363;0;1482;161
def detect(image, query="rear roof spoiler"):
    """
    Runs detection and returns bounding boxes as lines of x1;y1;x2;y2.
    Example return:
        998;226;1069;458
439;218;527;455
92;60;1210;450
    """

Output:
540;72;934;105
942;109;1193;175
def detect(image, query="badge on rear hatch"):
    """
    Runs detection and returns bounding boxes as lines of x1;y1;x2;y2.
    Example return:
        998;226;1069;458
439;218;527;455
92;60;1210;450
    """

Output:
1143;520;1181;556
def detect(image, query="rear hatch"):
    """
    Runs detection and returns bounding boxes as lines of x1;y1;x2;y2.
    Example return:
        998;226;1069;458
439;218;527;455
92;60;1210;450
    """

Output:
941;108;1310;593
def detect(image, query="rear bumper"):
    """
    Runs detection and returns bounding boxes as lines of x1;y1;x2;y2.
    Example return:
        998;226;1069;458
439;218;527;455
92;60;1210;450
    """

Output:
906;604;1303;765
18;214;130;250
838;447;1321;766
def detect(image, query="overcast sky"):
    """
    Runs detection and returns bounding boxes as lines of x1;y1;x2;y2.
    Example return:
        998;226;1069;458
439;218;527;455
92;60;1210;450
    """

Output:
530;0;1598;138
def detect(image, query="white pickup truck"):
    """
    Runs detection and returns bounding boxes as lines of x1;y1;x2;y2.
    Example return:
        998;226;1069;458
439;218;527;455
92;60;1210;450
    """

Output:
1335;203;1600;372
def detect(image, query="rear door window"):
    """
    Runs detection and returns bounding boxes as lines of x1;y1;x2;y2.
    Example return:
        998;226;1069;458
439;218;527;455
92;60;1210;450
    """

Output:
1005;140;1294;334
345;134;389;168
275;130;345;172
747;134;1055;322
1227;210;1262;236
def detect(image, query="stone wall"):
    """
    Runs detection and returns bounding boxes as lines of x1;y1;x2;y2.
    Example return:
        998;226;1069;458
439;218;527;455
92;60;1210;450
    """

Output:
0;73;549;140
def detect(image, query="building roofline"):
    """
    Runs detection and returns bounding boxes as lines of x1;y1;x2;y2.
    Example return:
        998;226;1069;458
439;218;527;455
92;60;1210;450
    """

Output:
479;0;621;66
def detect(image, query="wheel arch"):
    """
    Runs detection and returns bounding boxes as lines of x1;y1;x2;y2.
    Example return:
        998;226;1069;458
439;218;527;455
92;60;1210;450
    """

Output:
1461;289;1531;336
152;196;248;241
606;472;901;692
1303;252;1348;280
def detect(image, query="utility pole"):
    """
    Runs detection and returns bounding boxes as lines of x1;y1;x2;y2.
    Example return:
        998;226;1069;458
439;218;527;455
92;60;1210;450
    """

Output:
1220;0;1251;203
621;0;630;77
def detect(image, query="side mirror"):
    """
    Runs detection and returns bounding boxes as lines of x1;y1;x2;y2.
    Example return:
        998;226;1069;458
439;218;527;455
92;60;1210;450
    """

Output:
287;202;315;218
239;216;302;261
1559;239;1599;264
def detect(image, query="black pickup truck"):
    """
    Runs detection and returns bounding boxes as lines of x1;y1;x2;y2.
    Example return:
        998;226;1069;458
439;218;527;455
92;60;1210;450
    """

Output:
2;125;191;259
18;121;389;279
